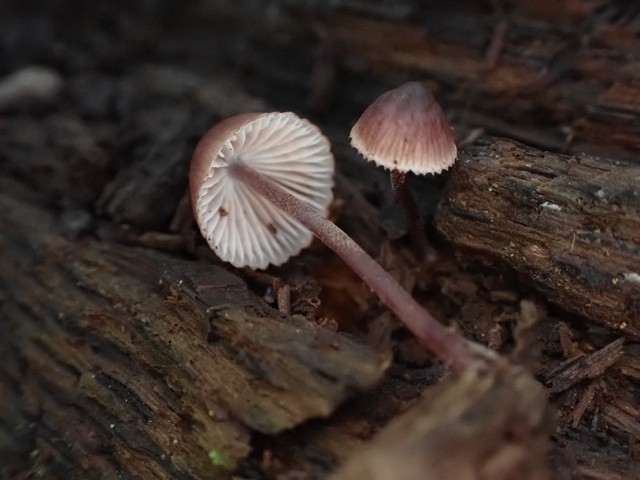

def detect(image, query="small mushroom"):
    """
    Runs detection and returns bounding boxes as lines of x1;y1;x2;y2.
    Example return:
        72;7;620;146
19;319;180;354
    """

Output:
190;112;334;269
350;82;457;259
190;111;495;374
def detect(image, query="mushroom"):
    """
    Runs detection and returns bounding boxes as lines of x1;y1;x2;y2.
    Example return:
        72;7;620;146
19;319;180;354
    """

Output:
190;111;494;374
350;82;457;259
190;112;334;270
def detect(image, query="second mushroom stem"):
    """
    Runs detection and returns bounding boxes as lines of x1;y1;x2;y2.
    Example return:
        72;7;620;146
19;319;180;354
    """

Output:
390;170;430;261
230;161;496;374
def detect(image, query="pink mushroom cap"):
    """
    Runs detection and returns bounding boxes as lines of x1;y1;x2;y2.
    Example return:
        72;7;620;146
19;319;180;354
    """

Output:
350;82;457;175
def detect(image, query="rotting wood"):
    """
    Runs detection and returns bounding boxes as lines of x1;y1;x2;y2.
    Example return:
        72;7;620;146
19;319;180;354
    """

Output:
435;138;640;338
0;181;390;479
331;361;554;480
617;344;640;381
1;2;639;478
541;338;625;393
291;3;640;163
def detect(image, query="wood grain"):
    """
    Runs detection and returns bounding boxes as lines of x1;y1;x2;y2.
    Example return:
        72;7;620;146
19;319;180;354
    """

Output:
436;139;640;337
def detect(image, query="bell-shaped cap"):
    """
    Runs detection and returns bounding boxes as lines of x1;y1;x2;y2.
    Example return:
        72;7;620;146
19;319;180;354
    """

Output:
190;112;334;269
350;82;457;175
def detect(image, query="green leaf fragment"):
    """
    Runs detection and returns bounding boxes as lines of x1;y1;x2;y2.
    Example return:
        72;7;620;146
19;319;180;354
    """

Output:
208;449;230;468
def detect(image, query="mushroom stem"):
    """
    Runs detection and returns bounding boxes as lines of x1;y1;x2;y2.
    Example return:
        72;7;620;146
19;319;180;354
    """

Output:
230;161;496;374
390;170;429;260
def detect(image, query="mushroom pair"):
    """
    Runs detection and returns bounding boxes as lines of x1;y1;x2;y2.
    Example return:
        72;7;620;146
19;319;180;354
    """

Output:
189;83;492;374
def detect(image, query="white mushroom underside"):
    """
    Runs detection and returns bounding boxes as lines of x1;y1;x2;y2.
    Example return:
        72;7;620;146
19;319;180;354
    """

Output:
196;112;334;269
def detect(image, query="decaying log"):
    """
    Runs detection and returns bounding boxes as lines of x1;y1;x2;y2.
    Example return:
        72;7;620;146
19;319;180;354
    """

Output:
435;139;640;337
1;2;639;478
541;338;625;394
332;362;554;480
0;181;389;479
289;2;640;163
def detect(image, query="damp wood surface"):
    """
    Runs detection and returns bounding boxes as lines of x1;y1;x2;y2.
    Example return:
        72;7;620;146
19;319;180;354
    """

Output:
0;180;389;478
299;1;640;163
332;362;554;480
1;0;640;479
435;139;640;338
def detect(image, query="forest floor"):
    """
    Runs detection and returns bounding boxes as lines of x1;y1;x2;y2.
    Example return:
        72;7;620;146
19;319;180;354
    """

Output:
0;1;639;479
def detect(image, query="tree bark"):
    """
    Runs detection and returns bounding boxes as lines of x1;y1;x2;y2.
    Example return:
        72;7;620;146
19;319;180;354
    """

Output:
0;181;389;479
301;2;640;163
332;361;554;480
435;138;640;337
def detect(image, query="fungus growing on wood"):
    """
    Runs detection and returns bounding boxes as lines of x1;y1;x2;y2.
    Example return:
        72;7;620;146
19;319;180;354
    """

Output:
190;112;334;269
350;82;457;258
190;111;494;374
